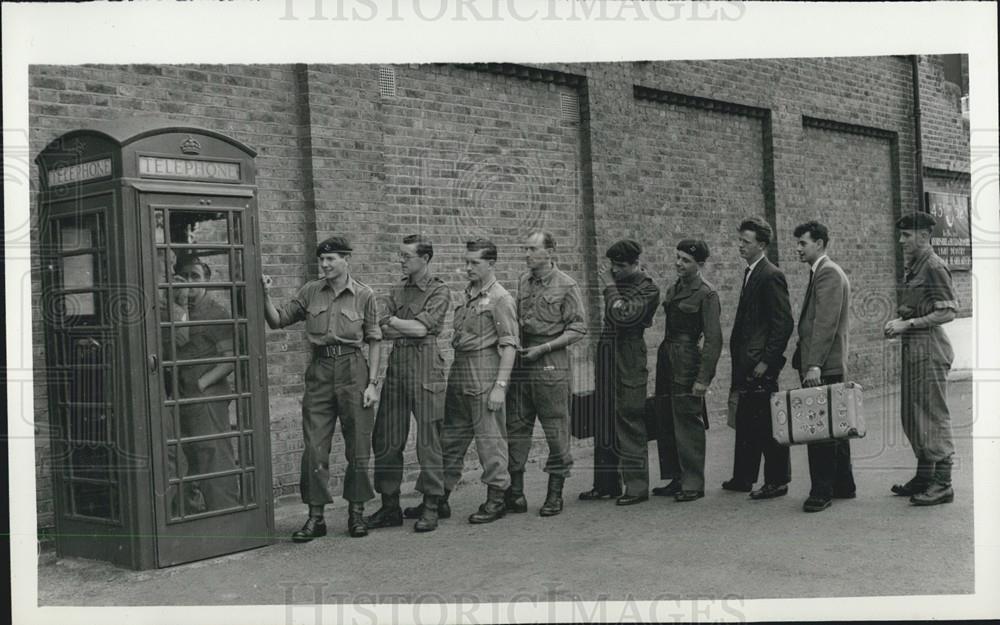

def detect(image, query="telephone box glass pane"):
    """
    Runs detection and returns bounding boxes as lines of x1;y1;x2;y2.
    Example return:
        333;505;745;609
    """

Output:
72;482;115;520
232;212;243;244
168;210;230;245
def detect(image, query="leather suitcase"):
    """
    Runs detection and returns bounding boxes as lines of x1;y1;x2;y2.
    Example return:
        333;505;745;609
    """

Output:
770;382;865;445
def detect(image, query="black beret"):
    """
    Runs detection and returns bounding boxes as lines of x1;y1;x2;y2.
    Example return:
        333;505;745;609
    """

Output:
316;236;352;256
676;239;710;263
895;212;937;231
606;239;642;263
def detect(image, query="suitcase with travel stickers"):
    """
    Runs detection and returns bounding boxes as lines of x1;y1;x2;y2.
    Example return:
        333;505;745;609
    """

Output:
770;382;866;445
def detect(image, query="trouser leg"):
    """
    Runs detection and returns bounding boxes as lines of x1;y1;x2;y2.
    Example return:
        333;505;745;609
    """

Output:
335;353;375;503
671;388;706;492
300;359;339;505
371;373;411;496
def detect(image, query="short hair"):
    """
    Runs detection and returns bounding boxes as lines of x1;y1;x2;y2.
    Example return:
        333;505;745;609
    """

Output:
173;254;212;280
402;234;434;261
465;238;498;262
738;217;773;246
316;235;352;257
527;230;556;250
793;220;830;247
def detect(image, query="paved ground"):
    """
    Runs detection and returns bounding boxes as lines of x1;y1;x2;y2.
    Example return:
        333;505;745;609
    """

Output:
36;380;976;606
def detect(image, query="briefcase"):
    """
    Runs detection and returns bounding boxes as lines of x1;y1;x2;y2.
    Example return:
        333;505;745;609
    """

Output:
569;393;662;441
570;392;596;439
770;382;866;445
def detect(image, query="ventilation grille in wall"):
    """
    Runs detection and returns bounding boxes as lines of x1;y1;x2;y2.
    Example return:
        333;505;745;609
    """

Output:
379;66;396;98
560;92;580;125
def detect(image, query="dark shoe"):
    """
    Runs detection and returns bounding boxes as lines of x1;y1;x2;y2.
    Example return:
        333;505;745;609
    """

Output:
615;493;649;506
404;490;451;519
911;459;954;507
652;480;682;497
364;494;403;529
832;490;857;499
468;486;507;524
803;496;832;512
749;483;788;500
347;503;368;537
674;490;705;502
413;495;439;533
721;479;753;493
539;475;565;517
291;517;327;543
891;477;931;497
910;483;955;506
579;488;618;501
505;471;528;513
892;458;934;496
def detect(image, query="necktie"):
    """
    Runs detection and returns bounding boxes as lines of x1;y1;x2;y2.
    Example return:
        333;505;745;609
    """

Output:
736;266;751;318
800;270;814;324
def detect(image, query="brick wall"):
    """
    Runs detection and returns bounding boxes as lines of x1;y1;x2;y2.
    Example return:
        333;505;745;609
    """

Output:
29;64;309;526
29;56;969;528
917;55;973;318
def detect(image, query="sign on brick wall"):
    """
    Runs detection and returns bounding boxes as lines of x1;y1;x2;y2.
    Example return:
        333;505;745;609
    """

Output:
927;191;972;271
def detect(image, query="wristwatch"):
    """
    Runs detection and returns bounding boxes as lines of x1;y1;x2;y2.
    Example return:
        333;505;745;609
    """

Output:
495;380;507;389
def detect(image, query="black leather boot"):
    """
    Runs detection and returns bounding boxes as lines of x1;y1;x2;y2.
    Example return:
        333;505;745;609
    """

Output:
347;502;368;537
539;474;565;517
505;471;528;513
404;490;451;520
911;458;955;506
413;495;439;533
468;486;507;524
891;458;934;496
364;493;403;529
291;516;327;543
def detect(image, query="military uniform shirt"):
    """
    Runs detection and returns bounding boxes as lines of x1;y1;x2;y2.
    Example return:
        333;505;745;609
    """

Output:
517;264;587;338
661;274;722;387
899;247;959;319
275;275;381;346
385;272;450;335
899;247;959;363
602;269;660;334
451;277;519;352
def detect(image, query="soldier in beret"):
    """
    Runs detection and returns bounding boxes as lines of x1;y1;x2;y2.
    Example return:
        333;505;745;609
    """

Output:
263;235;383;541
579;239;660;505
886;211;959;506
652;239;722;502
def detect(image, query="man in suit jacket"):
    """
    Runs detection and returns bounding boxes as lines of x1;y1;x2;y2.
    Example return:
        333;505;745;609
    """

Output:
792;221;857;513
724;217;794;500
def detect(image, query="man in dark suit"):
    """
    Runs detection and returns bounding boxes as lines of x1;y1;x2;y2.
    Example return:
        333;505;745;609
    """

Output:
791;221;857;512
723;217;794;499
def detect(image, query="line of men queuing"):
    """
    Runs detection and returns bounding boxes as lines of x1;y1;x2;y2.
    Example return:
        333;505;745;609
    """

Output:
260;211;959;542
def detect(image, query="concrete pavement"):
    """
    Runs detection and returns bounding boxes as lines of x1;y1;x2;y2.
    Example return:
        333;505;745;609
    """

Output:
36;380;975;605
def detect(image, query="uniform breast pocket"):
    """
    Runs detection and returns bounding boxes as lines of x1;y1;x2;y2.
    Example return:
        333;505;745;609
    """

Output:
538;293;564;322
306;305;329;335
339;307;363;340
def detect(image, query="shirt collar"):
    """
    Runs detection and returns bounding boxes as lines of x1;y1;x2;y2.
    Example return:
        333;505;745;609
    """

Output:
810;254;829;274
746;254;765;273
905;246;934;274
529;263;556;285
675;273;703;295
466;276;497;301
322;275;357;297
407;271;434;291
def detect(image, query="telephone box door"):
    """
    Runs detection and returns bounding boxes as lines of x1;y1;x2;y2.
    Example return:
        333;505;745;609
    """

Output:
141;191;271;567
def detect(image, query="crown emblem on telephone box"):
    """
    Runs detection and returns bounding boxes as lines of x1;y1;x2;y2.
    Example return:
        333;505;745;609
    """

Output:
180;136;202;155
